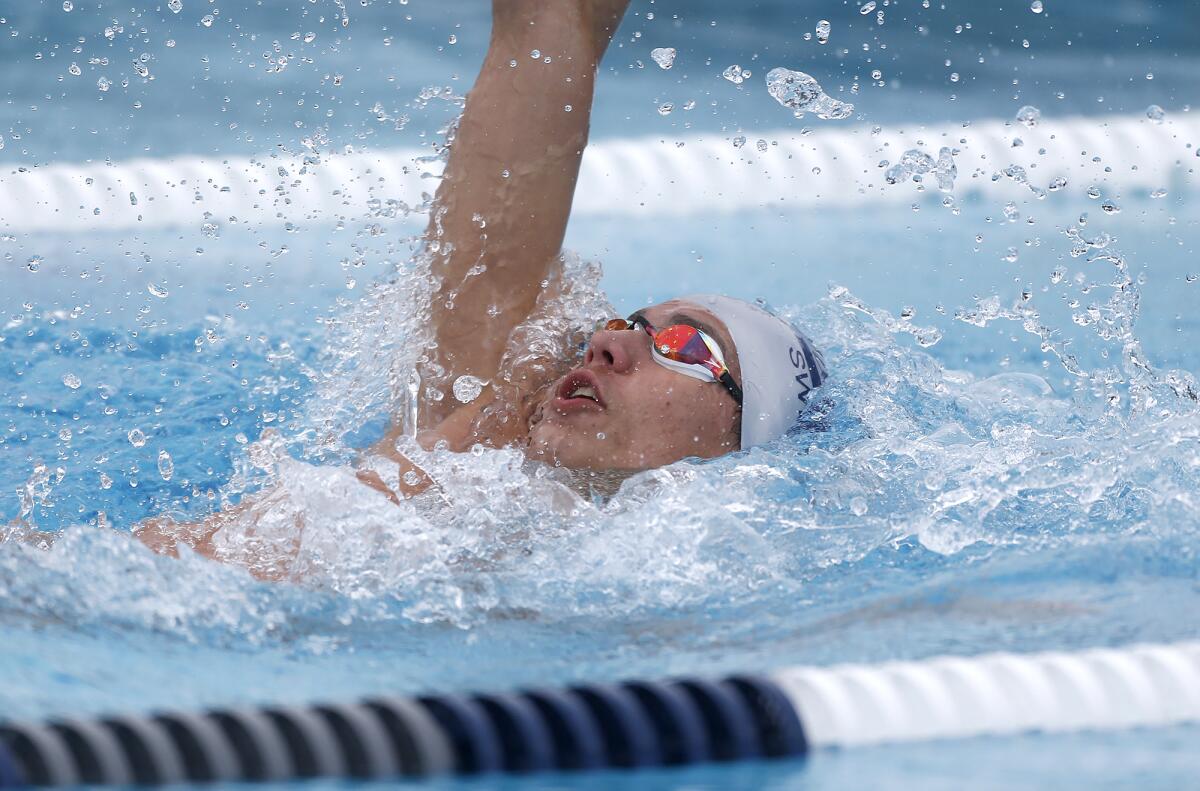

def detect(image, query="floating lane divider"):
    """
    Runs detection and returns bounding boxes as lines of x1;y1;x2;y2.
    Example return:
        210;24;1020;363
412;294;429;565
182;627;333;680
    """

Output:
1;641;1197;787
1;112;1197;233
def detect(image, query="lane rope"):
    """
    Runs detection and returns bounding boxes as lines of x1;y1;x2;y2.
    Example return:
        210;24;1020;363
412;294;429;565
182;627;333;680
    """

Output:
1;113;1195;233
0;641;1196;786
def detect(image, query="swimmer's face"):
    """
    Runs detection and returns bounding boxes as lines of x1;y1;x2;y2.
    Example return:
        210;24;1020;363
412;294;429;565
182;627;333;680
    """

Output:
525;299;742;470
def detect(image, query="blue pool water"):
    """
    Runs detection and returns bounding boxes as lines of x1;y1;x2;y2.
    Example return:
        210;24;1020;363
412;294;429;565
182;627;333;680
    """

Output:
3;1;1200;788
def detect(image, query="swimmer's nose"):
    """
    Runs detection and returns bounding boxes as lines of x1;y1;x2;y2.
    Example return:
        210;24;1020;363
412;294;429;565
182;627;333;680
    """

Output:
584;328;641;374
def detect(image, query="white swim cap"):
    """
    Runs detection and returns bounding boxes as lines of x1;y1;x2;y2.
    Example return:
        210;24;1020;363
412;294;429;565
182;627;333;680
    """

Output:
682;294;827;449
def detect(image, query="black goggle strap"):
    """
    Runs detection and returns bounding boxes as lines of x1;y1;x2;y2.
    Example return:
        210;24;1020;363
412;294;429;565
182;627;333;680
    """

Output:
718;370;744;406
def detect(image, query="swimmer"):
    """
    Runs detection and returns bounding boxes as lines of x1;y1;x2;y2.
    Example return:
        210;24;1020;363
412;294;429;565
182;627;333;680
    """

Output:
130;1;826;569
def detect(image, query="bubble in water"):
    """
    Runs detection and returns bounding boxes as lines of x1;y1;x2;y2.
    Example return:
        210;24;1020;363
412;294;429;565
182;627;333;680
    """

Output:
650;47;676;69
860;1;876;14
1003;202;1020;221
26;255;41;272
1048;176;1068;191
453;375;487;403
1101;200;1120;214
402;470;421;487
97;76;111;92
99;472;113;490
200;221;220;238
128;428;147;448
157;450;174;482
62;1;73;10
1015;105;1041;127
1145;104;1165;123
816;20;831;45
1150;188;1167;198
1002;247;1020;263
62;373;82;390
722;64;750;84
1030;0;1044;12
765;67;853;120
68;62;81;76
756;139;769;152
147;282;169;298
732;135;746;148
201;14;214;27
657;102;674;116
168;0;183;12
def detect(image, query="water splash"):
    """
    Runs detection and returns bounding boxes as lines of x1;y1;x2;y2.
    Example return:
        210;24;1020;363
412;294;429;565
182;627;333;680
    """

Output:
765;68;853;121
650;47;676;70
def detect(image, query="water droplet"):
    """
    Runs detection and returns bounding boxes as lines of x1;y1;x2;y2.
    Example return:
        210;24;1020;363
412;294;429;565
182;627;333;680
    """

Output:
815;20;831;45
157;450;174;482
201;221;220;238
1003;202;1020;221
99;472;113;490
1150;188;1167;199
722;64;750;84
62;373;81;390
97;76;111;91
1048;176;1067;191
650;47;676;69
1100;200;1120;214
147;282;169;298
201;14;214;27
128;428;147;448
303;32;316;43
500;169;510;179
453;375;486;404
732;135;746;148
563;104;572;112
871;69;882;80
529;49;541;59
26;255;42;272
1086;185;1101;199
1015;105;1041;127
657;101;674;116
850;497;868;516
59;428;73;442
1030;0;1044;12
1186;273;1197;283
949;72;960;83
168;0;183;12
1002;247;1020;263
1146;104;1165;123
62;0;73;11
756;138;769;152
765;67;853;120
402;470;421;487
859;1;876;14
68;62;81;76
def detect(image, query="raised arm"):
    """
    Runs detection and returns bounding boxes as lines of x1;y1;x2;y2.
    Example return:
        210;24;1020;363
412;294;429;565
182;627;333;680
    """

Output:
420;0;631;426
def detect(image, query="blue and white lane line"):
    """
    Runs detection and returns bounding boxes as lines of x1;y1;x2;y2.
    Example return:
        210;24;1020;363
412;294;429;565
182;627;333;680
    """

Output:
0;641;1197;787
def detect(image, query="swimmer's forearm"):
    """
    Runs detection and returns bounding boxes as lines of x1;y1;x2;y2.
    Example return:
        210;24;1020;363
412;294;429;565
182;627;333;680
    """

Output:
423;1;629;422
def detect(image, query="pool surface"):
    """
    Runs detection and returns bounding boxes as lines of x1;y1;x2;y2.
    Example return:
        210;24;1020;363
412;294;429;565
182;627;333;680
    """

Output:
2;1;1199;788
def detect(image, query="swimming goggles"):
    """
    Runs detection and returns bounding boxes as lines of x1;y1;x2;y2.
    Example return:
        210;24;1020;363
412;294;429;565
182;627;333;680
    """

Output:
602;314;744;406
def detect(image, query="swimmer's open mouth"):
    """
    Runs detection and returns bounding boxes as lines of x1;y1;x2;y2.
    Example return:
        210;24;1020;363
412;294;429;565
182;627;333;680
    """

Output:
555;369;606;412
